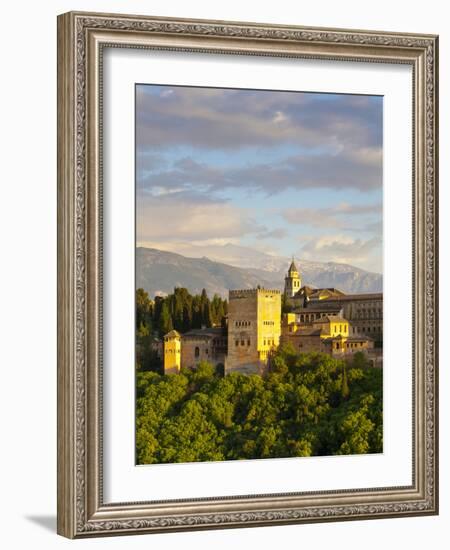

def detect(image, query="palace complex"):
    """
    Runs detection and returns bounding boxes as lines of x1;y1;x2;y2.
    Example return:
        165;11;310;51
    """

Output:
162;260;383;374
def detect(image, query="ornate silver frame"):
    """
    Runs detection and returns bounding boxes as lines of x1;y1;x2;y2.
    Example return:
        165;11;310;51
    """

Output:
57;11;439;538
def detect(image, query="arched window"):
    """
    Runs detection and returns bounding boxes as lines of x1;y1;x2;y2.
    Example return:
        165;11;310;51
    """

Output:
194;346;200;358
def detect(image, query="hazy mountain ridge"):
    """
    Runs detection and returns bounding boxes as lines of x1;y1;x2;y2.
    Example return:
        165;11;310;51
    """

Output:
136;247;382;299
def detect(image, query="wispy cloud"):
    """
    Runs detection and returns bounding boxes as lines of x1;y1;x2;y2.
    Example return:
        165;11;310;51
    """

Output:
282;202;382;230
136;84;383;272
298;234;382;272
138;147;382;196
137;194;265;243
136;86;382;151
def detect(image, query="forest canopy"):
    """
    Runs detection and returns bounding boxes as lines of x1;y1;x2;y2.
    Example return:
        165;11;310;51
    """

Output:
136;346;383;464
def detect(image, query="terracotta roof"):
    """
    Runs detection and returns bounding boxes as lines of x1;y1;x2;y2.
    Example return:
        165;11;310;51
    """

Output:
164;329;181;338
182;327;224;339
313;315;348;323
346;335;374;342
291;304;342;313
289;328;322;337
323;293;382;301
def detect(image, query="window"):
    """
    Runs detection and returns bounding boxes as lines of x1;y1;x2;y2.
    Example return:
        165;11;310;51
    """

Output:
235;340;239;347
247;339;250;346
241;340;245;346
194;346;200;358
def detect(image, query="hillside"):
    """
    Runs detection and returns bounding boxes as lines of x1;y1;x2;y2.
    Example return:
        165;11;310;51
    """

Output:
136;247;382;298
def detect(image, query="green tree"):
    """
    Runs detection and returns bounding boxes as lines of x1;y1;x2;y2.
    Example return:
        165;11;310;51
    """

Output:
341;363;350;400
135;347;383;465
136;288;153;329
336;395;375;455
158;302;173;337
352;351;368;369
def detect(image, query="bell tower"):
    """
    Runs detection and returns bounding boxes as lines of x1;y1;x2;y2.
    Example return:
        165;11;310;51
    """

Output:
284;258;301;298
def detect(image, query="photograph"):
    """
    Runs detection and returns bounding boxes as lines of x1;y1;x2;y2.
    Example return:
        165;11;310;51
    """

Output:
134;84;384;465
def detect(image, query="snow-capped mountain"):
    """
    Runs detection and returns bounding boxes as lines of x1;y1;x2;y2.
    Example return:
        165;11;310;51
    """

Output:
136;246;382;299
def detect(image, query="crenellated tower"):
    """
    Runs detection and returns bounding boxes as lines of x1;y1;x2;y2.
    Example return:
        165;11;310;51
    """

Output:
225;288;281;375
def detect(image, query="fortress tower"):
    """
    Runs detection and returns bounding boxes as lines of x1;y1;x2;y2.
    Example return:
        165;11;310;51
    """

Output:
225;288;281;375
163;330;181;374
284;259;301;298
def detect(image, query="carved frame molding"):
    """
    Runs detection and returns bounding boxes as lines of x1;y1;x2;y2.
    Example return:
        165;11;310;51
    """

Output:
57;11;438;538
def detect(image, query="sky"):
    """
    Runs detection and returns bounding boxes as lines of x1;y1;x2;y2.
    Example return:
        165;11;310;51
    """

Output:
136;84;383;274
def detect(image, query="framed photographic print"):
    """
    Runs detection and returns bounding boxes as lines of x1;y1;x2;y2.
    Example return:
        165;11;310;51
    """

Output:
57;11;439;538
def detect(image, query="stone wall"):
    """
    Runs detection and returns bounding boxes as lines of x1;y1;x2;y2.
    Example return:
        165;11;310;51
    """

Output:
181;335;226;370
226;288;281;374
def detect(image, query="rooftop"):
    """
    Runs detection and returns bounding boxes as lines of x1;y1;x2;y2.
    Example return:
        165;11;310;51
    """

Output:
289;328;322;337
313;315;348;323
288;259;298;274
292;304;342;313
182;327;224;339
164;329;181;339
320;292;383;301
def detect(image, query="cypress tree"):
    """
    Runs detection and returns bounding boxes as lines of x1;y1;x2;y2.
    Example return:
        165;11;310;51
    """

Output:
341;363;350;400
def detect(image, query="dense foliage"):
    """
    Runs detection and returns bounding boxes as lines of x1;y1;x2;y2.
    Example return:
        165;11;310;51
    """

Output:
136;346;382;464
136;287;228;373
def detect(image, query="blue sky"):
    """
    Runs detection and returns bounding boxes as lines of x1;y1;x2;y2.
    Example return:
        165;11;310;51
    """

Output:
136;84;383;273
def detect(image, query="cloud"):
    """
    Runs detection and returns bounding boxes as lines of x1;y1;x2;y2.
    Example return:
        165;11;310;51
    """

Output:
298;234;382;272
136;194;265;243
231;148;382;192
136;85;382;196
136;85;382;152
138;145;382;196
255;228;288;240
282;202;382;230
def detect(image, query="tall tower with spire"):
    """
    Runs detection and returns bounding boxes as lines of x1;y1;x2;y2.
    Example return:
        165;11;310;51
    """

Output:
284;258;301;298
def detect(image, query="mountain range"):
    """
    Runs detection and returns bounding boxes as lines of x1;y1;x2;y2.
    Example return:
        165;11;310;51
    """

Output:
136;246;382;299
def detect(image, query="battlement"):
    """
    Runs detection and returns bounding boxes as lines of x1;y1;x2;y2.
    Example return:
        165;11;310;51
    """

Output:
229;288;282;299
